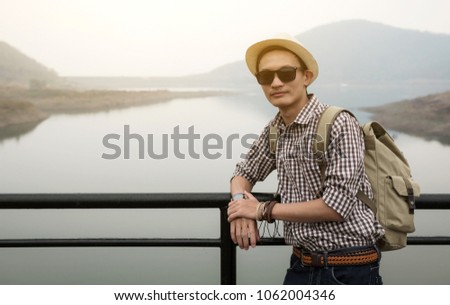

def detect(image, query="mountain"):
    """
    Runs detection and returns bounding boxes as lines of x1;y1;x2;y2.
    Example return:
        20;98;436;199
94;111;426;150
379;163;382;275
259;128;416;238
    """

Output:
298;20;450;83
194;19;450;86
67;20;450;89
363;90;450;145
0;41;60;87
67;63;255;90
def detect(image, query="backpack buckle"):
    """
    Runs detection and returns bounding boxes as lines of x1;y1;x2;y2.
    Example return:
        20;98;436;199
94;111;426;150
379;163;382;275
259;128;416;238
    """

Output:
407;187;416;214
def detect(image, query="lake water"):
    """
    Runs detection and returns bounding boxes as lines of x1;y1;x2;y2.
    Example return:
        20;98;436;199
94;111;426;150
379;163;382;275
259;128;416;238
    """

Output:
1;82;450;284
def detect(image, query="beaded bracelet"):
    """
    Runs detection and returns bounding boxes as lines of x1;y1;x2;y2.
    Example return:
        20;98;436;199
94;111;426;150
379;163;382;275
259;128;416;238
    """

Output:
260;200;277;223
261;201;268;220
255;202;263;221
266;200;277;223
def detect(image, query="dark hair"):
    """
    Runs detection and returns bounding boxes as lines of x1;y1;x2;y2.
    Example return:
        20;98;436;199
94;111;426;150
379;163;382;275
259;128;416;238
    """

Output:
256;46;307;73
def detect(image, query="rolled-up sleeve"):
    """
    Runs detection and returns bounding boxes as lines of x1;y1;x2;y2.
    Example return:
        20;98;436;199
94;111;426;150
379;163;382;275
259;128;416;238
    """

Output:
232;124;276;185
322;112;366;220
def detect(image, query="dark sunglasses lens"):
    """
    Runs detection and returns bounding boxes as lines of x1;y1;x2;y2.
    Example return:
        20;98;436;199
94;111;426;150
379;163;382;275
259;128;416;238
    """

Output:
256;71;275;85
277;67;297;83
256;67;297;85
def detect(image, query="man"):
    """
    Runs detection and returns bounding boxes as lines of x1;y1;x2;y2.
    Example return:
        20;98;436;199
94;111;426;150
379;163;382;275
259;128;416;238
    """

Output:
227;33;384;285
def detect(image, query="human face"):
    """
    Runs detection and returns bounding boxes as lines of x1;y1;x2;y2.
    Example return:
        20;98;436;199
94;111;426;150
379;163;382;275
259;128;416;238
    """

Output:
257;50;311;115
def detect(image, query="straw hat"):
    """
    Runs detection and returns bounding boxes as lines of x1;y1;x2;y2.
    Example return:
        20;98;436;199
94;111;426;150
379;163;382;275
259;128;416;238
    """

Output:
245;33;319;84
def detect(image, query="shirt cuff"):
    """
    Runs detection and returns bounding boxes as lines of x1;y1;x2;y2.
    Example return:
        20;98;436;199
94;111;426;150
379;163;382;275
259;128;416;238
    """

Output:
322;185;356;220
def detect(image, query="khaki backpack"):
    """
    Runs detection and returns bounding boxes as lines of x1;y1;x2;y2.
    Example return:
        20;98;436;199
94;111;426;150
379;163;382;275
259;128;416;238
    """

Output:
314;106;421;251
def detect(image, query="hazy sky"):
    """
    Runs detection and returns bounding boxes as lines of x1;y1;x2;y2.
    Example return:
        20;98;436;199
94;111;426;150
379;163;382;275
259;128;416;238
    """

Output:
1;0;450;77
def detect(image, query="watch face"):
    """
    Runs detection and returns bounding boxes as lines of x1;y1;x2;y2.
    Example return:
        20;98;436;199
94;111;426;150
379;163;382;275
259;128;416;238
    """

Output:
232;193;245;200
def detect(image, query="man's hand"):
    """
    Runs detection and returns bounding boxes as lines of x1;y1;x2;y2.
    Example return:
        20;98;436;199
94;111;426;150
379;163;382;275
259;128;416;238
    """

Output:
227;191;260;222
229;218;260;250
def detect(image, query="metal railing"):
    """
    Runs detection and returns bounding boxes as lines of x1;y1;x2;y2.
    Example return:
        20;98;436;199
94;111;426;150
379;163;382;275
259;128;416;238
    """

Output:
0;193;449;284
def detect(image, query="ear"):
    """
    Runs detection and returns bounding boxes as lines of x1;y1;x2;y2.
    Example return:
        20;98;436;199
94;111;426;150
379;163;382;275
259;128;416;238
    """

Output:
304;70;313;86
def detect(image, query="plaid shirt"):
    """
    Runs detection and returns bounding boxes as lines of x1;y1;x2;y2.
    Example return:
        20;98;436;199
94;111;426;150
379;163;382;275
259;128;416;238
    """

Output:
233;95;384;251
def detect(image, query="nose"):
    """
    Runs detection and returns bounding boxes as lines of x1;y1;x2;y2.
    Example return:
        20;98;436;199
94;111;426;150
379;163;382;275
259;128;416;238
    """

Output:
271;73;284;87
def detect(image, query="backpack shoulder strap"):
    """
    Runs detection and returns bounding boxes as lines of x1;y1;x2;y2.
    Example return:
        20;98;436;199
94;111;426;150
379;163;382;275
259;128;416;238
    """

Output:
356;190;376;213
315;107;380;214
313;106;346;188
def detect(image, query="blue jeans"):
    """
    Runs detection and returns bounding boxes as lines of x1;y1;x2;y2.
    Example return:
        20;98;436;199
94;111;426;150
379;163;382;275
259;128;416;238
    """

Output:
283;248;383;285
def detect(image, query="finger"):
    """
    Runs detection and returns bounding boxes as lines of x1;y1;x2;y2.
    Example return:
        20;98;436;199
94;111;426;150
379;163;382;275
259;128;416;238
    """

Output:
241;219;250;250
227;206;238;220
236;226;244;249
230;221;237;244
244;190;256;200
242;230;250;250
227;201;241;214
237;222;248;250
229;198;240;204
227;206;240;222
248;220;258;248
233;219;244;248
227;206;234;217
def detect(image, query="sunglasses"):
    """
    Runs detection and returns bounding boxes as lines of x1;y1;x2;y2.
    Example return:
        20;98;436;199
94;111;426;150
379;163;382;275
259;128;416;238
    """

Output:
255;66;299;85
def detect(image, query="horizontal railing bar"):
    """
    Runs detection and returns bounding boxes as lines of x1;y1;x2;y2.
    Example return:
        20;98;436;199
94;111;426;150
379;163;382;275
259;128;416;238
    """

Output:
1;236;450;248
415;194;450;209
407;236;450;245
0;193;278;209
0;238;221;248
0;193;447;210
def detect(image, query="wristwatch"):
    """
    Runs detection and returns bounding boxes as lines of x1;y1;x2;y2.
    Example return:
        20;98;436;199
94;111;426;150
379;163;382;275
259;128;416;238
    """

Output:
231;193;245;201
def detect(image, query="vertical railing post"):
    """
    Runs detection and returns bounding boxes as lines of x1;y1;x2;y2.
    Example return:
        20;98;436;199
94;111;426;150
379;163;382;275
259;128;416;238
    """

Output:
220;206;236;285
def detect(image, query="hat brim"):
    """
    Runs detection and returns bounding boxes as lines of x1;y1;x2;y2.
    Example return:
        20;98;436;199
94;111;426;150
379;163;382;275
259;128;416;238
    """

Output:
245;38;319;84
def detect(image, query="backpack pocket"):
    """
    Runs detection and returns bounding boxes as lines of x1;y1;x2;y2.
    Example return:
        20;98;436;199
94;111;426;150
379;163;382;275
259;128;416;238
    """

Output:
383;176;419;233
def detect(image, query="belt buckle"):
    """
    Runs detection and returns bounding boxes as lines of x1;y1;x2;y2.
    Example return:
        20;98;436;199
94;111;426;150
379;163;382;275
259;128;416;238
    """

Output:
310;253;324;267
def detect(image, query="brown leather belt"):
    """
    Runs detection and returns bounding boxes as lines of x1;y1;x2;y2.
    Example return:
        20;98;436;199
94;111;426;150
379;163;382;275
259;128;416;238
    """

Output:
293;246;380;267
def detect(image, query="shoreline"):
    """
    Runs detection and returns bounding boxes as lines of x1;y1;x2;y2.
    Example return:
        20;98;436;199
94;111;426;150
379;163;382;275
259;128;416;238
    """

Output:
362;90;450;145
0;87;234;139
0;99;49;128
2;85;450;146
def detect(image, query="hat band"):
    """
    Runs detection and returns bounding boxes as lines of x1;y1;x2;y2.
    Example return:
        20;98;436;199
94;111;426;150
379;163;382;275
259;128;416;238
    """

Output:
255;46;307;73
